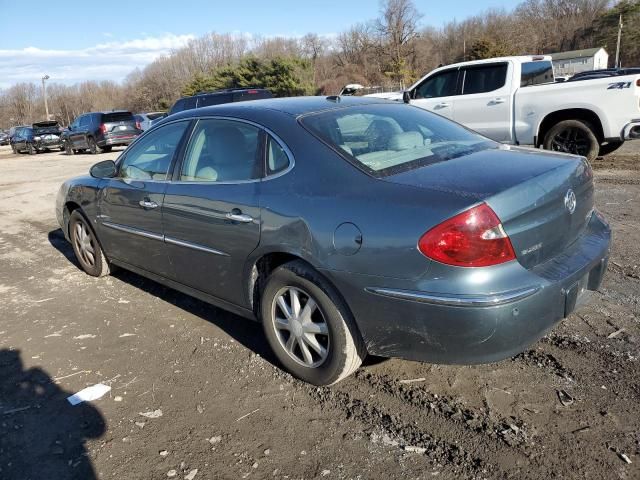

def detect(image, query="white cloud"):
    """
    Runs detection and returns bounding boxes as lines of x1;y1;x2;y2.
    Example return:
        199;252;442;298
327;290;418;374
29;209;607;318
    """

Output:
0;33;195;89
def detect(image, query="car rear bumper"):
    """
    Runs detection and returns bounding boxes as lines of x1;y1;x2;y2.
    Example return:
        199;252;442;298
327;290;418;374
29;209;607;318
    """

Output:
99;134;139;147
622;120;640;140
324;212;611;364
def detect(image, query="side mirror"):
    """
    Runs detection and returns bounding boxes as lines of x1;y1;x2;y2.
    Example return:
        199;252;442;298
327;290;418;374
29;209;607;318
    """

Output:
90;160;116;179
68;126;72;131
402;90;412;104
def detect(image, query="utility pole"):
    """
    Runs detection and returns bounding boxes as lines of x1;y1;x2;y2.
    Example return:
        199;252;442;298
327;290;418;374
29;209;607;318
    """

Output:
615;14;623;68
41;75;50;120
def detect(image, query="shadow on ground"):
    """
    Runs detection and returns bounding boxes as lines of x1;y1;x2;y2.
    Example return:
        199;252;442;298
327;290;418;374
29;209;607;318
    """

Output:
48;228;279;365
0;349;105;479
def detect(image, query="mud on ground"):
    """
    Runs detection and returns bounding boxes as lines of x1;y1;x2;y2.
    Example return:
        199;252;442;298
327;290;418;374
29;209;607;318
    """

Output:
0;144;638;480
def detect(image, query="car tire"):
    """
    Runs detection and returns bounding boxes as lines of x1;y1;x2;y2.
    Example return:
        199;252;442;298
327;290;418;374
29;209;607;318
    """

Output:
260;260;366;385
87;137;98;154
543;119;599;162
11;144;17;154
69;210;111;277
100;146;113;153
64;140;74;155
27;143;36;155
598;141;623;157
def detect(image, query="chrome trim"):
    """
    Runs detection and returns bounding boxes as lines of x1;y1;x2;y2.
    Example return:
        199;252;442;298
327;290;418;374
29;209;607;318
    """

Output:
365;286;540;307
622;121;640;140
164;236;229;256
101;221;164;241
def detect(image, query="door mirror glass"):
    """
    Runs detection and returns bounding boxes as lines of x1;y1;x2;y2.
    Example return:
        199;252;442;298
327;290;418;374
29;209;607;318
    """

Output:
402;90;411;104
90;160;117;178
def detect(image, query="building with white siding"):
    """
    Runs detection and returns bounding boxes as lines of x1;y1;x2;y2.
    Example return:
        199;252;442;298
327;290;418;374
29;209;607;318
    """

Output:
551;47;609;76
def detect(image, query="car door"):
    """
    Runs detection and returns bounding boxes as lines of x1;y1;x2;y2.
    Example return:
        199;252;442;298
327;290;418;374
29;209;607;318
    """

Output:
161;117;263;307
453;62;513;142
76;114;93;148
409;68;460;120
97;120;192;277
13;128;24;150
68;116;83;148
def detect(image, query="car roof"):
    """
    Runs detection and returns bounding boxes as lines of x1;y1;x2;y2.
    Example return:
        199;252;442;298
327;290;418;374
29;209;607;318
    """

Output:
173;95;395;119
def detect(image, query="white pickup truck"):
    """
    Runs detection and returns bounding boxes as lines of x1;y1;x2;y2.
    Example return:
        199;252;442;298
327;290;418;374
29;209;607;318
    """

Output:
369;56;640;161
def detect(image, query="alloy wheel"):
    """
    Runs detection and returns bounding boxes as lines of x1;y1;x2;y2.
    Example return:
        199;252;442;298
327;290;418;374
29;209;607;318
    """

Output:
550;127;590;156
73;220;96;268
271;286;330;368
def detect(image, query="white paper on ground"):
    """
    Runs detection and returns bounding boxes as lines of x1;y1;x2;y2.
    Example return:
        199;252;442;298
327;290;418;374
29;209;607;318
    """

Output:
67;384;111;405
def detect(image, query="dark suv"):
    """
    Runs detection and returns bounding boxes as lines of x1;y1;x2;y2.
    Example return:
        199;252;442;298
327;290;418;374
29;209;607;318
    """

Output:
61;111;143;155
168;88;272;116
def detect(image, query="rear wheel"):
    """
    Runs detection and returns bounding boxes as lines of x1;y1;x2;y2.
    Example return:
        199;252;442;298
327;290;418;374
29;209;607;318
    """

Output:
260;260;366;385
543;119;599;161
69;210;110;277
100;145;112;153
598;141;623;157
11;144;17;154
64;139;74;155
87;137;98;154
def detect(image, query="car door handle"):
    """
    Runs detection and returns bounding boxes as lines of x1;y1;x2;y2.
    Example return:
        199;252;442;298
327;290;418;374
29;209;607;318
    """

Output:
489;98;506;105
225;212;253;223
435;102;451;108
139;199;158;209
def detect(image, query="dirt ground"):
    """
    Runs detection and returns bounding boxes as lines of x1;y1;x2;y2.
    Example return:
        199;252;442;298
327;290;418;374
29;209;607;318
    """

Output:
0;142;638;480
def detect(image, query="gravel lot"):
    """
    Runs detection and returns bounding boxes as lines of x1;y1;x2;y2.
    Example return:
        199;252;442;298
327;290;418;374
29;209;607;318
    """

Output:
0;143;638;480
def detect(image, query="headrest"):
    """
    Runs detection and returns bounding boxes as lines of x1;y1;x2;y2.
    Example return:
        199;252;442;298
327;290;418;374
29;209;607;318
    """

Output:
388;131;424;151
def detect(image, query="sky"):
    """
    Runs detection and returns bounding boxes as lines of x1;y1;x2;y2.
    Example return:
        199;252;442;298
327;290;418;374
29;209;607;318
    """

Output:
0;0;521;89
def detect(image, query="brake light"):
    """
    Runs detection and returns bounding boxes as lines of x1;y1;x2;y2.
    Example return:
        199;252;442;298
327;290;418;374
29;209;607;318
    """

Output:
99;124;107;134
418;203;516;267
247;90;258;94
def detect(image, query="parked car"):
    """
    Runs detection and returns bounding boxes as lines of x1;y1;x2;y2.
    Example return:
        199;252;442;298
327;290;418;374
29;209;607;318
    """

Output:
61;111;143;155
57;97;610;386
167;88;272;116
0;131;9;145
134;112;167;131
30;120;64;152
10;126;37;154
370;55;640;161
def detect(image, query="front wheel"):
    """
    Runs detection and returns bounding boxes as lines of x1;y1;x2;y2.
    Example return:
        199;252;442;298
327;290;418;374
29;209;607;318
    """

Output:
11;144;17;154
69;210;111;277
261;261;366;385
27;143;36;155
543;119;599;161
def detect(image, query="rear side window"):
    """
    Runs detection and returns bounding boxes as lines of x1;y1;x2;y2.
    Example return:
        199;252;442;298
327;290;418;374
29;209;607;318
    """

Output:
267;137;290;175
103;112;134;123
521;61;554;87
197;93;232;108
414;69;458;99
461;63;508;95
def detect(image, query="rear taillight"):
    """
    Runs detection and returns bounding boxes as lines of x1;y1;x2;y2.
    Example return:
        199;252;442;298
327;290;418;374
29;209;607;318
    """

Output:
135;121;142;130
99;124;107;134
418;203;516;267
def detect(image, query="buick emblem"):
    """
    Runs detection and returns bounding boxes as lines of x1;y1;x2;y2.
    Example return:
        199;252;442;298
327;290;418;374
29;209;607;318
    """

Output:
564;189;577;214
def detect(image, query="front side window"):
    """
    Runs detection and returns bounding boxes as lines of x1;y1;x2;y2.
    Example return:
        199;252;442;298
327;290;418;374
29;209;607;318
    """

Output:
461;63;508;95
79;115;92;127
414;69;458;99
119;121;189;180
301;104;495;177
179;119;261;182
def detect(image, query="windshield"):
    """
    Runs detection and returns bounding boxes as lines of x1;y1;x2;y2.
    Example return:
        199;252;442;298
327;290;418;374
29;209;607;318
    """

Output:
300;103;496;177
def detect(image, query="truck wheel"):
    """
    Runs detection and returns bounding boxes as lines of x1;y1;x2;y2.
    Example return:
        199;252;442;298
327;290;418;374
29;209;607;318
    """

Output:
543;120;599;161
598;141;623;157
260;260;366;386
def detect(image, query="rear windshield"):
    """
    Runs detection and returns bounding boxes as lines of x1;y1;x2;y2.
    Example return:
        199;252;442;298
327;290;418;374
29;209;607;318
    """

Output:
33;123;60;134
300;104;495;177
102;112;134;123
521;61;554;87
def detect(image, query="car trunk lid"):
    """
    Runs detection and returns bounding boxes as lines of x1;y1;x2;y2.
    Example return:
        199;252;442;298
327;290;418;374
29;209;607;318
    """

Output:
383;146;594;269
102;112;138;134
